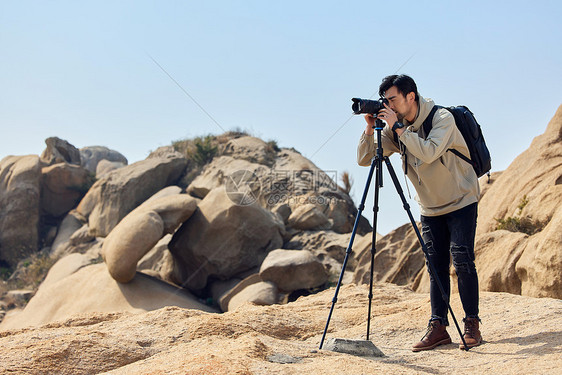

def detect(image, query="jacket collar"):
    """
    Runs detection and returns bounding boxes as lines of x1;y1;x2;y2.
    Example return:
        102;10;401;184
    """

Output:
405;95;435;132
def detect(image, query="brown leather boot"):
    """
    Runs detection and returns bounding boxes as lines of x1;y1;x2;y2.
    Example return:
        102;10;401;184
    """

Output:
412;320;452;352
459;317;482;349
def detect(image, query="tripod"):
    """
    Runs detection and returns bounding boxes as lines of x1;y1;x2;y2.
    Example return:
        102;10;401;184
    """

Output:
319;119;469;350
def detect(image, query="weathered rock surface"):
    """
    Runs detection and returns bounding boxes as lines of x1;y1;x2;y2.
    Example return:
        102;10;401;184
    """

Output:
40;137;81;166
95;159;126;178
102;194;198;283
76;154;187;237
169;187;285;291
49;211;86;257
0;256;215;331
0;155;42;267
259;249;328;292
288;203;331;230
80;145;128;174
224;278;278;312
221;136;277;166
187;155;268;199
354;222;424;287
0;284;560;374
40;162;92;217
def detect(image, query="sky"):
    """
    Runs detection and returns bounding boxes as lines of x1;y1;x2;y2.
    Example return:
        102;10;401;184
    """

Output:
1;0;561;235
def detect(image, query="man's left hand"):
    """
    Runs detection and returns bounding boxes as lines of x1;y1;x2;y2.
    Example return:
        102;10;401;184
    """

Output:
378;103;405;136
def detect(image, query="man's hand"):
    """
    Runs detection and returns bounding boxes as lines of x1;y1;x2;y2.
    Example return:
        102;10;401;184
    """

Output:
364;114;376;135
377;103;398;128
377;103;406;136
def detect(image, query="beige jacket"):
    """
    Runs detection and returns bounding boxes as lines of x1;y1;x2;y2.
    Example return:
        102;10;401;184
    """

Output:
357;95;480;216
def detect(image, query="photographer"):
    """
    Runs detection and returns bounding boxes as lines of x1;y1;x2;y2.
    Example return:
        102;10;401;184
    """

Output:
357;74;482;351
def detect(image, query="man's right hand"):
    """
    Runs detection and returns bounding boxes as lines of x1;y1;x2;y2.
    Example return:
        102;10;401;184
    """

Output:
364;114;376;135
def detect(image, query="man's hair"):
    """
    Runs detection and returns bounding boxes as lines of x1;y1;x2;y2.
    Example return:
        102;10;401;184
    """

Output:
379;74;419;102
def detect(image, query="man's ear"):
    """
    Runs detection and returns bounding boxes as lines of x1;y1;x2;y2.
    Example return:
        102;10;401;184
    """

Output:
407;91;415;103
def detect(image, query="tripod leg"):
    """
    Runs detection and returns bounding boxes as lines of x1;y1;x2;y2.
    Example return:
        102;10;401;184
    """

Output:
319;156;378;350
382;156;469;350
366;156;381;341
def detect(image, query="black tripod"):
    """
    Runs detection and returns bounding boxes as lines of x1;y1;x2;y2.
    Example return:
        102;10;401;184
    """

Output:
319;119;469;350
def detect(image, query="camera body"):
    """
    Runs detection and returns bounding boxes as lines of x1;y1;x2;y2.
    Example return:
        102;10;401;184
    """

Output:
351;97;389;115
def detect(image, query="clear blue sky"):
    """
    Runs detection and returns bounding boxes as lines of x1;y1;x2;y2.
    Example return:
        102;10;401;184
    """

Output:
1;1;561;234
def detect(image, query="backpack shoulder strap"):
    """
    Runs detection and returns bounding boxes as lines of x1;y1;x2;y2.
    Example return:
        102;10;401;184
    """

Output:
421;105;441;139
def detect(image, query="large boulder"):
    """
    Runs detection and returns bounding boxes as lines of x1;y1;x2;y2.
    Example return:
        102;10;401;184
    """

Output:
40;137;81;166
353;223;423;287
76;154;188;237
287;203;330;230
80;146;128;174
168;187;285;291
218;273;278;312
102;194;198;283
473;104;562;298
186;146;370;235
259;249;328;292
221;136;277;166
49;211;86;258
40;163;92;218
0;258;216;330
95;159;126;179
0;155;42;267
186;156;268;200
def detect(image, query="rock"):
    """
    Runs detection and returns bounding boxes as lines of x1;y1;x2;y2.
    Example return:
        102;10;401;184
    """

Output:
4;290;34;305
259;249;328;292
103;211;164;283
226;281;278;311
102;195;198;283
323;338;385;357
271;203;291;223
284;230;371;284
473;104;562;298
144;186;183;203
0;284;560;374
218;273;262;312
80;146;128;174
147;146;184;160
39;251;101;290
222;136;277;166
137;234;173;275
0;155;42;267
288;203;331;230
41;163;92;217
76;154;188;237
50;211;85;258
0;260;216;330
516;209;562;298
69;224;95;246
95;159;126;178
186;156;268;200
168;187;285;291
40;137;81;166
353;223;424;287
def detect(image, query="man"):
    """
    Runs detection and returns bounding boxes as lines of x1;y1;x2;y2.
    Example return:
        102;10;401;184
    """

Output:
357;74;482;351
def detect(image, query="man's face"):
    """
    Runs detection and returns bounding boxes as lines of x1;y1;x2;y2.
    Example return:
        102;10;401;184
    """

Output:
384;86;416;122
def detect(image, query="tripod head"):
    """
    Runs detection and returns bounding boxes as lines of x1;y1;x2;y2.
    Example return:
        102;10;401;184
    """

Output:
371;117;386;131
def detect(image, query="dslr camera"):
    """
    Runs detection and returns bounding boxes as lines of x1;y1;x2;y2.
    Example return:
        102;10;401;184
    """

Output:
351;97;389;115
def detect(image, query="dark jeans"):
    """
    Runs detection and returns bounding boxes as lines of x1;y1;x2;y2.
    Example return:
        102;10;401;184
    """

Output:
421;202;479;326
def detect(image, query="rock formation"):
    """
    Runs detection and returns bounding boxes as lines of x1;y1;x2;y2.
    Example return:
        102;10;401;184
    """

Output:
76;151;187;237
0;155;42;267
1;102;561;343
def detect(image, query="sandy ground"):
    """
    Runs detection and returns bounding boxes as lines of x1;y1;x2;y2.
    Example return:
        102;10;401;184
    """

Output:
0;283;560;374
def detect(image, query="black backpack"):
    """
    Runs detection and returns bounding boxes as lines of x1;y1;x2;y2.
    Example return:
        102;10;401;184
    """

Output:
422;105;492;179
